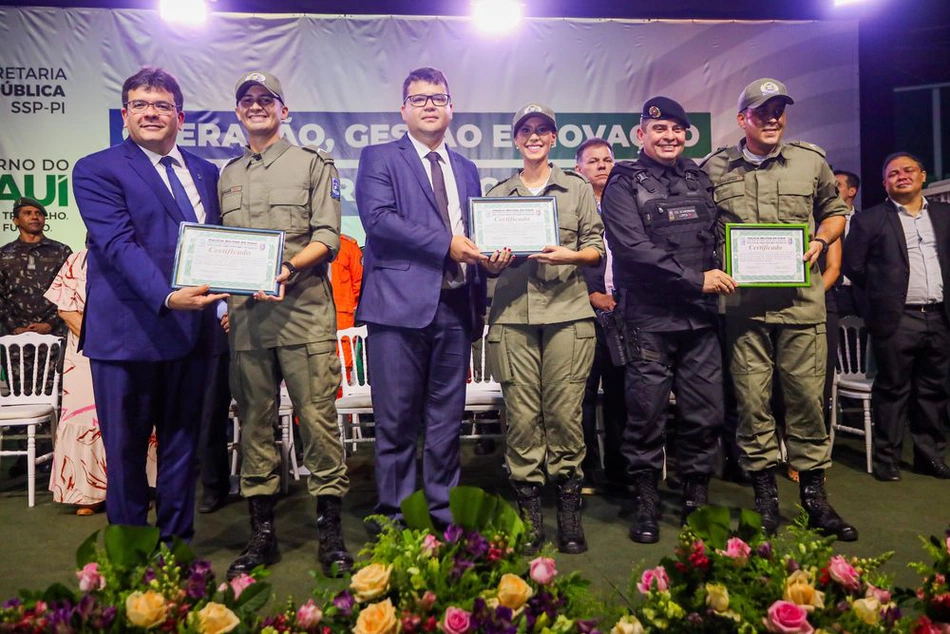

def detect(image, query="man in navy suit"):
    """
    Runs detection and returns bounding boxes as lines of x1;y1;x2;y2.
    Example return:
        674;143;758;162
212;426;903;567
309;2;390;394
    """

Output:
356;67;487;528
73;67;227;541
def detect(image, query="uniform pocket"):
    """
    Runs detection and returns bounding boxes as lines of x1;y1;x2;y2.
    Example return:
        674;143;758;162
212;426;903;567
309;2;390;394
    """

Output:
569;319;596;382
486;325;513;384
558;211;579;248
306;340;341;402
712;178;745;206
220;191;242;221
777;180;814;222
269;187;309;233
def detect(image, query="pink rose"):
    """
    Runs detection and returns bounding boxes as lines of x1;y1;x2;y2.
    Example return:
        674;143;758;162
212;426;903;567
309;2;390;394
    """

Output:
636;566;670;594
76;562;105;592
296;599;323;628
723;537;752;561
441;606;472;634
422;534;442;555
865;584;892;604
229;573;255;600
529;557;558;585
420;591;437;612
828;555;861;592
765;600;814;634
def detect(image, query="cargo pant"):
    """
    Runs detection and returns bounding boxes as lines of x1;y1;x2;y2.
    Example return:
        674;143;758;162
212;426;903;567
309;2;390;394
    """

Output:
725;318;831;472
487;320;595;484
231;341;349;498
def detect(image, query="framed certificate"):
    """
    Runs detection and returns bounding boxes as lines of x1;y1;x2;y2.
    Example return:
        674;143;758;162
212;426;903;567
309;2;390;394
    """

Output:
724;223;810;287
469;196;559;256
172;223;285;296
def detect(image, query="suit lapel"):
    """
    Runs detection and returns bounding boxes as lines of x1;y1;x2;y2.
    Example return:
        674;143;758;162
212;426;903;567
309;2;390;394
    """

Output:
397;134;439;213
182;149;218;225
886;201;909;267
124;139;186;224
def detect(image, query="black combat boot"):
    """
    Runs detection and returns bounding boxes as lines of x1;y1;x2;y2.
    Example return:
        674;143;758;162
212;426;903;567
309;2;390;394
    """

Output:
227;496;279;580
512;482;545;555
750;468;780;536
681;474;710;526
630;470;660;544
555;478;588;554
316;496;354;577
799;470;858;542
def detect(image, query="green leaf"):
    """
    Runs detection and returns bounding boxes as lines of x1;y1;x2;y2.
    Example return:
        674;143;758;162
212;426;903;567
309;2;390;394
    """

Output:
75;529;101;568
166;535;196;566
449;486;499;530
41;583;76;603
234;580;272;614
102;524;160;569
687;505;730;549
737;508;763;542
401;491;435;531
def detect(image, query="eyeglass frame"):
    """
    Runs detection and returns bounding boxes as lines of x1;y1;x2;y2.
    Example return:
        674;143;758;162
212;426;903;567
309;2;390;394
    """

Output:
403;93;452;108
123;99;180;115
237;94;281;109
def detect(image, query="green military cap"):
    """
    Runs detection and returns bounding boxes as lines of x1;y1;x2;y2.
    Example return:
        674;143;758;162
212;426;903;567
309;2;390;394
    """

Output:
737;78;794;113
13;196;46;216
512;103;556;132
235;70;285;105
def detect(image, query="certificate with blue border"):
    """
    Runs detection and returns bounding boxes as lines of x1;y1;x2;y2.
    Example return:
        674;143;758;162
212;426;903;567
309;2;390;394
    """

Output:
172;223;285;296
725;223;810;287
469;196;559;256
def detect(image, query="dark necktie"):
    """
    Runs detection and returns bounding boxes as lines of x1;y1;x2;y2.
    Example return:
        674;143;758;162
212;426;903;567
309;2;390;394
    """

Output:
159;155;199;223
425;151;461;282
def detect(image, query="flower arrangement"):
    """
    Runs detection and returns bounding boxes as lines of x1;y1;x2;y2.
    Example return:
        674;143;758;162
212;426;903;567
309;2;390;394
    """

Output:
896;528;950;633
0;524;271;633
616;506;902;634
309;486;608;634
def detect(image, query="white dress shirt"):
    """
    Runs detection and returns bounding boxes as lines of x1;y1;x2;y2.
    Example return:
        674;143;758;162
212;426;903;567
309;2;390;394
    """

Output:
139;144;207;223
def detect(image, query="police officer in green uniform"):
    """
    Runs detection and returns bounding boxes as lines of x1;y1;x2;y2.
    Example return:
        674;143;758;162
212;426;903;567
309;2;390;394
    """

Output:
701;78;856;541
483;103;604;555
0;197;71;339
219;71;352;578
602;97;737;544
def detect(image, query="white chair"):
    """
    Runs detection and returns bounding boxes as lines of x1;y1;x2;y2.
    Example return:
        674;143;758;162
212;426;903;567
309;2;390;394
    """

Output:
0;333;63;506
830;316;874;473
335;326;373;454
463;324;505;440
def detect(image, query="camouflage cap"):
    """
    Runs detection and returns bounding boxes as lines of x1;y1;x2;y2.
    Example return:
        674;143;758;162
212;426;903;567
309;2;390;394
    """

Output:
13;196;46;216
512;103;557;133
234;71;285;105
737;78;794;112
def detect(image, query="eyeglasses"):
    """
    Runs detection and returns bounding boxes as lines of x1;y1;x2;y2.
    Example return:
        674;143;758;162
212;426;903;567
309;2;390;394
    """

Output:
516;125;555;137
238;95;278;109
124;100;178;115
404;93;451;108
747;103;786;121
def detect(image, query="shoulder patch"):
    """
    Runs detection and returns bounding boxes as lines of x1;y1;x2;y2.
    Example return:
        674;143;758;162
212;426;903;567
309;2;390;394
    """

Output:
788;140;826;157
330;176;341;200
698;146;729;168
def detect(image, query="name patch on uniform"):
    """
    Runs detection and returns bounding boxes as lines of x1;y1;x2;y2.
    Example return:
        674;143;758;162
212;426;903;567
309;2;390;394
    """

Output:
225;186;242;194
331;177;341;200
667;206;699;222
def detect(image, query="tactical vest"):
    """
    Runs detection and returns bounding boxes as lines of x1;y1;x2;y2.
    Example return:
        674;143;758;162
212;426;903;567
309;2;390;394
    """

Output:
616;161;719;289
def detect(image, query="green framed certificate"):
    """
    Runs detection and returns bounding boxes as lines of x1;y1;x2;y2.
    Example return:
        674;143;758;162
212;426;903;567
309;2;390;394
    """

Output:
172;223;285;296
725;223;810;287
469;196;559;256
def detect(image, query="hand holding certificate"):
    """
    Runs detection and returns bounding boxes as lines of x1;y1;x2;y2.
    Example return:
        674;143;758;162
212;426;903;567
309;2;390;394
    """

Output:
724;223;810;287
172;223;285;296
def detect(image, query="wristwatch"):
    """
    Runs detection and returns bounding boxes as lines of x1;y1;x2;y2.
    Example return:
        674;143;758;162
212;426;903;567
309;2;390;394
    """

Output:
812;237;829;252
281;261;299;284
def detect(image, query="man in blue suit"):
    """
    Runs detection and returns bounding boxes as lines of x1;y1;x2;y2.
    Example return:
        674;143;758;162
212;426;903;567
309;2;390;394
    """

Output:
73;67;227;541
356;67;487;528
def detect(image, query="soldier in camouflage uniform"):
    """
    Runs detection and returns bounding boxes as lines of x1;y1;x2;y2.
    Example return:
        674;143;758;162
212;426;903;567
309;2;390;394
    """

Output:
701;78;856;541
0;197;71;339
219;71;351;579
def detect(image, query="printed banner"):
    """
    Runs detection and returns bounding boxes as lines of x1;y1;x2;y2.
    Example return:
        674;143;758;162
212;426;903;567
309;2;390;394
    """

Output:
0;9;860;248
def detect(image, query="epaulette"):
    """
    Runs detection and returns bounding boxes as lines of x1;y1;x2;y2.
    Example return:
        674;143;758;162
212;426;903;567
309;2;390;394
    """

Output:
561;167;588;182
487;174;518;195
787;140;826;158
303;145;335;163
698;146;729;168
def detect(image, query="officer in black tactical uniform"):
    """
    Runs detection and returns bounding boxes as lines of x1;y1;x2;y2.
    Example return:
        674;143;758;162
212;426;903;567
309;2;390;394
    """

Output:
601;97;737;543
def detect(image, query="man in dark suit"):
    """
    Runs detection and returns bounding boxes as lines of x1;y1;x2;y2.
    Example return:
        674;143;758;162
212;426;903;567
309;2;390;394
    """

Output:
355;67;487;528
73;67;227;541
844;152;950;482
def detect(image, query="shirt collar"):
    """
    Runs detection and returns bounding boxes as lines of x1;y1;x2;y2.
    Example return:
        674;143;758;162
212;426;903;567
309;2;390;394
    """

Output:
242;137;292;168
138;143;185;169
891;196;930;217
408;133;449;165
